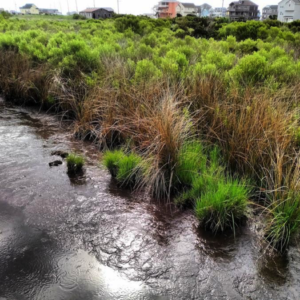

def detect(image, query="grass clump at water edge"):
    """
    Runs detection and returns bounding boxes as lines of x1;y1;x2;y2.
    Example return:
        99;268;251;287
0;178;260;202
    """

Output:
265;195;300;252
103;150;126;177
195;178;250;233
66;153;85;173
103;150;145;188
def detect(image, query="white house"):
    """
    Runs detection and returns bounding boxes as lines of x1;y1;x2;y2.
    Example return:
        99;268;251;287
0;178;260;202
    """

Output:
177;3;199;16
278;0;300;22
20;3;40;15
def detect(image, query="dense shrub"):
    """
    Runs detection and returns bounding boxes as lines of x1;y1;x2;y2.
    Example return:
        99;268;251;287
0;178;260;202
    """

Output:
73;14;86;20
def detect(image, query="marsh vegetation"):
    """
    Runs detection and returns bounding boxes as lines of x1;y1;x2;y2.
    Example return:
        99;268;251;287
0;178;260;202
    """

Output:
0;14;299;252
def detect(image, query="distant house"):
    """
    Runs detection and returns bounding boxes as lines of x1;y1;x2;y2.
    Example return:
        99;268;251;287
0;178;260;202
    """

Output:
39;8;59;15
228;0;259;21
155;1;198;18
262;5;278;20
79;7;114;19
198;3;212;17
210;7;227;17
20;3;39;15
278;0;300;22
179;3;198;16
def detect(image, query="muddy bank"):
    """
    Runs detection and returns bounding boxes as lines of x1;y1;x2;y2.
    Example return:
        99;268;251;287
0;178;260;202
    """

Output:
0;98;299;300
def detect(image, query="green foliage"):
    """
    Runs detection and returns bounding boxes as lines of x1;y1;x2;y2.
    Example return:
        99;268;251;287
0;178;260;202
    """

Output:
229;53;268;86
287;20;300;33
134;59;162;84
0;11;11;19
219;21;266;41
0;16;299;88
73;14;86;20
67;153;85;173
172;16;229;39
175;146;224;206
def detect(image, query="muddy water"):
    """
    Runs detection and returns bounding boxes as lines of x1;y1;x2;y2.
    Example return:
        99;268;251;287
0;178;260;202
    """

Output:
0;98;299;300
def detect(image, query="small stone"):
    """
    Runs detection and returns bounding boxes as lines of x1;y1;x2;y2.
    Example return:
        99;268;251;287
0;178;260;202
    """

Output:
51;150;69;158
49;160;63;167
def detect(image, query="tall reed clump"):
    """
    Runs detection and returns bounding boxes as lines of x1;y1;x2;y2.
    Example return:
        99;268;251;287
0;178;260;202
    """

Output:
0;51;52;104
264;153;300;252
108;91;194;199
191;85;300;179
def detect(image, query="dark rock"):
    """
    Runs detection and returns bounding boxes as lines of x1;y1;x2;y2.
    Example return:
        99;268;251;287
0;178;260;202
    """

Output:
49;160;63;167
51;150;69;159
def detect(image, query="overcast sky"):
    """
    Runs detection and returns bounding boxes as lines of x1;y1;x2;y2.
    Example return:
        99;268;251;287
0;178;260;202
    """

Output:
1;0;272;15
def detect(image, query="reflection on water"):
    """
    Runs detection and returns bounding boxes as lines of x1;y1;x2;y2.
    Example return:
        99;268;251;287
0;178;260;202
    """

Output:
0;99;300;300
0;202;148;300
257;252;289;286
67;170;87;186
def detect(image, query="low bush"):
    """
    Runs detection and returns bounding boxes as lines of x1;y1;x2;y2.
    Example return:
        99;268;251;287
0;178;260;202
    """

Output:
73;14;86;20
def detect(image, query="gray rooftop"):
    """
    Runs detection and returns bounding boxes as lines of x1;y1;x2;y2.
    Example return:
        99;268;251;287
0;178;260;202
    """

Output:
20;3;37;9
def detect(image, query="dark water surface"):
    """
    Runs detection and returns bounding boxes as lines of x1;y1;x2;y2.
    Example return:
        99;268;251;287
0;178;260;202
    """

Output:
0;98;299;300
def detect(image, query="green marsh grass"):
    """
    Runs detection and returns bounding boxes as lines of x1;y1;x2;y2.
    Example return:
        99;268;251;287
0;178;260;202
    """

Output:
195;178;249;233
103;150;126;177
265;195;300;252
116;153;143;187
264;155;300;251
175;141;207;187
103;150;145;187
